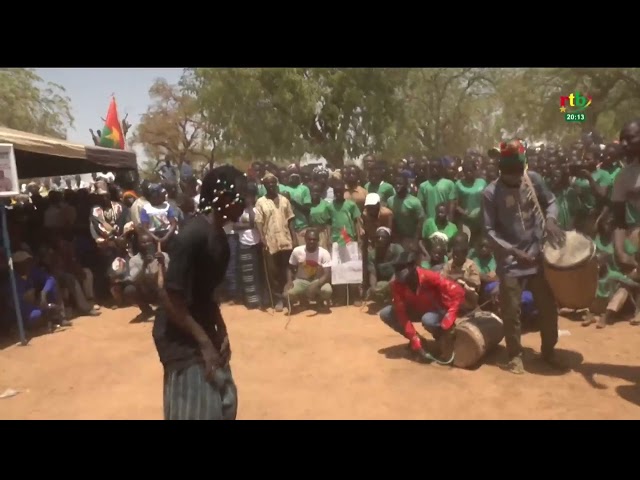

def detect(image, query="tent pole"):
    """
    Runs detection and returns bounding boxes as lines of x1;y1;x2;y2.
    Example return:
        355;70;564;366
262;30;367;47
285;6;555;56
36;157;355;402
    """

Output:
1;206;27;346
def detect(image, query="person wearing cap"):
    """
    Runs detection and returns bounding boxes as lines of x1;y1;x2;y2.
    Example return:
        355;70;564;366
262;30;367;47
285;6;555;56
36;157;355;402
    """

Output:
482;138;566;374
362;193;393;240
366;227;403;305
379;251;464;364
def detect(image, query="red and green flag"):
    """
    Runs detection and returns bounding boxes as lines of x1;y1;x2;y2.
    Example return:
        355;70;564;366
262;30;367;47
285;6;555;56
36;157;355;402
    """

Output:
99;97;125;149
338;226;352;246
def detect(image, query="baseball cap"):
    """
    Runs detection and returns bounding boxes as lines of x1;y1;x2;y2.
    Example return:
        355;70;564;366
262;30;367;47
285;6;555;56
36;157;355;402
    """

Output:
364;193;381;206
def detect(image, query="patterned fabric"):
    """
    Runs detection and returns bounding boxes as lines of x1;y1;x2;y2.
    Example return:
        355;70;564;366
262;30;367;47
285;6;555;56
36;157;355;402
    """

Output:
238;243;266;309
163;363;237;420
224;234;240;299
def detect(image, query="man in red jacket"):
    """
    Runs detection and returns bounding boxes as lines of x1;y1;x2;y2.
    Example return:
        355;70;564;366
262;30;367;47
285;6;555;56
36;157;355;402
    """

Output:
379;252;465;364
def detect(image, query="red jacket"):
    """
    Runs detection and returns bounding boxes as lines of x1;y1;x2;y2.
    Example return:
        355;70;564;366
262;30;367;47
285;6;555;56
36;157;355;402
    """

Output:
391;268;465;350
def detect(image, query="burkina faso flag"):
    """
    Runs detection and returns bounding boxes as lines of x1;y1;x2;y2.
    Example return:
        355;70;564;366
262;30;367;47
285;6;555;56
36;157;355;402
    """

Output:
99;97;125;149
338;226;352;246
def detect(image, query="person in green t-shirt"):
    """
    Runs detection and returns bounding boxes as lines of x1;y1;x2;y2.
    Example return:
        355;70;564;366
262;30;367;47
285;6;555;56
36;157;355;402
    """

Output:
583;253;640;328
280;166;312;246
420;203;458;253
417;159;457;221
366;227;404;305
365;165;396;206
328;174;363;306
593;213;638;274
308;183;332;251
387;175;425;255
548;168;581;231
571;151;610;237
455;159;487;242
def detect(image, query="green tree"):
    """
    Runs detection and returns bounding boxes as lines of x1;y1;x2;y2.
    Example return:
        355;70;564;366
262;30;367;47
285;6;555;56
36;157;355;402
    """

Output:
0;68;74;139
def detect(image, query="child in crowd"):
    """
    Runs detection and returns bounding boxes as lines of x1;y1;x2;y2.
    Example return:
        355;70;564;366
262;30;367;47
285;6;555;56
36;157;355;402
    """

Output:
442;233;480;311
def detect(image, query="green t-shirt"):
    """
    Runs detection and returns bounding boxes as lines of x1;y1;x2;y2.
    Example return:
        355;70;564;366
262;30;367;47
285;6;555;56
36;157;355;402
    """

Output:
387;194;425;238
455;178;487;217
417;178;457;220
470;255;496;275
365;181;396;205
573;169;611;211
594;234;638;274
278;184;290;195
596;269;634;299
257;184;267;198
421;218;458;242
368;243;404;281
327;200;361;244
555;186;581;230
287;184;311;231
309;200;331;227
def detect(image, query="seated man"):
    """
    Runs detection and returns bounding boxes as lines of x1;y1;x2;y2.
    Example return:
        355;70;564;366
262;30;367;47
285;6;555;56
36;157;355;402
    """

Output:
420;241;447;272
379;252;465;364
366;227;403;305
284;228;332;313
123;233;169;322
584;253;640;328
10;250;68;333
442;233;481;311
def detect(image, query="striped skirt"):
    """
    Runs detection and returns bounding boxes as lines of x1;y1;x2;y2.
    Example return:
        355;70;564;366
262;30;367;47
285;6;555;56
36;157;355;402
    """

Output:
224;234;240;299
238;243;266;309
163;363;238;420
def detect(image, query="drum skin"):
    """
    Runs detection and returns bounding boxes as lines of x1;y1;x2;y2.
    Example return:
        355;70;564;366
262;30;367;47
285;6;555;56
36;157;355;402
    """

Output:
542;231;598;310
454;311;504;369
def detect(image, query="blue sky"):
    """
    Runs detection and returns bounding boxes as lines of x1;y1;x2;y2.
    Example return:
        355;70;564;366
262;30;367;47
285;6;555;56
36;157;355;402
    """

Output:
37;68;184;165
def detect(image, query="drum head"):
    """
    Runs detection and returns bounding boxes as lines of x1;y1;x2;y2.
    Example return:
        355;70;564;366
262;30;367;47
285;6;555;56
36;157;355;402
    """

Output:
543;230;595;269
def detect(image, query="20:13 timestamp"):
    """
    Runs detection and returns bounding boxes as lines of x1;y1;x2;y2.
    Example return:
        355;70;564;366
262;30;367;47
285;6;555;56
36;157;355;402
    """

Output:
565;113;585;122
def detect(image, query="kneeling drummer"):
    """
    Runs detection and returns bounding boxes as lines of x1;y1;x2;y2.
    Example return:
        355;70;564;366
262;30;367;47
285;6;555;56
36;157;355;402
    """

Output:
379;252;465;364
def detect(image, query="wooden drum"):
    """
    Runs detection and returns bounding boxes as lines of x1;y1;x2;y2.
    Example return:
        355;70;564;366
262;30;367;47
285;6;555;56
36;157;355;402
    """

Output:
542;230;598;310
453;311;504;369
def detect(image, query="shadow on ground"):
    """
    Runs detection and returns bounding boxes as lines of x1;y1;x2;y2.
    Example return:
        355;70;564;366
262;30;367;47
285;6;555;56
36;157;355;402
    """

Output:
576;362;640;407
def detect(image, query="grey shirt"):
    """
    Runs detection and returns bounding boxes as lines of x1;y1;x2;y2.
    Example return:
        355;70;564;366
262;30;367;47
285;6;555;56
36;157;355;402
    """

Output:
127;253;170;286
482;171;558;278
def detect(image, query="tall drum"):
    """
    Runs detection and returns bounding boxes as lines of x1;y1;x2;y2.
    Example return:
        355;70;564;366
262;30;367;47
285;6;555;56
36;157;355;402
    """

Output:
542;230;598;310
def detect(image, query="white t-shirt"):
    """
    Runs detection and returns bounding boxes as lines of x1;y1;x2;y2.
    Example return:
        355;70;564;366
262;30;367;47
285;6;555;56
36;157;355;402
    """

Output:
238;207;261;246
289;245;332;281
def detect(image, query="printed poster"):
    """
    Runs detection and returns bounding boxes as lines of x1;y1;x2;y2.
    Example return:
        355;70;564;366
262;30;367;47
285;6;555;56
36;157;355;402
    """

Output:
0;144;19;197
331;241;363;285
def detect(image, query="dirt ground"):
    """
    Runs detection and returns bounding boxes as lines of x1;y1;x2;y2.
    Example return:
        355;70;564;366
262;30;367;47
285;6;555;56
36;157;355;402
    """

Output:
1;304;639;420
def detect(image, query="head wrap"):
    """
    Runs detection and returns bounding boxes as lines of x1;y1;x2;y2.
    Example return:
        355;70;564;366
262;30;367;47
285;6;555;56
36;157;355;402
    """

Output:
330;170;342;181
123;190;138;201
499;139;527;168
376;226;392;236
262;172;278;183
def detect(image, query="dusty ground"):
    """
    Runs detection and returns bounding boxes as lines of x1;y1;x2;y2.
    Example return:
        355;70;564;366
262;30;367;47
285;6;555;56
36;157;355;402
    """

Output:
1;305;639;420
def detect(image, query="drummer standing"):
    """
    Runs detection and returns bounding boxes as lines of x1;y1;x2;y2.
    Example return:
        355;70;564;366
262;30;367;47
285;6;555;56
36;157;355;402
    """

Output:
482;139;567;375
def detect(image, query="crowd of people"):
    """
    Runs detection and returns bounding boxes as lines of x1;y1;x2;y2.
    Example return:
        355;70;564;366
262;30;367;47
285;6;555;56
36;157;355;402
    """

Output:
3;120;640;416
